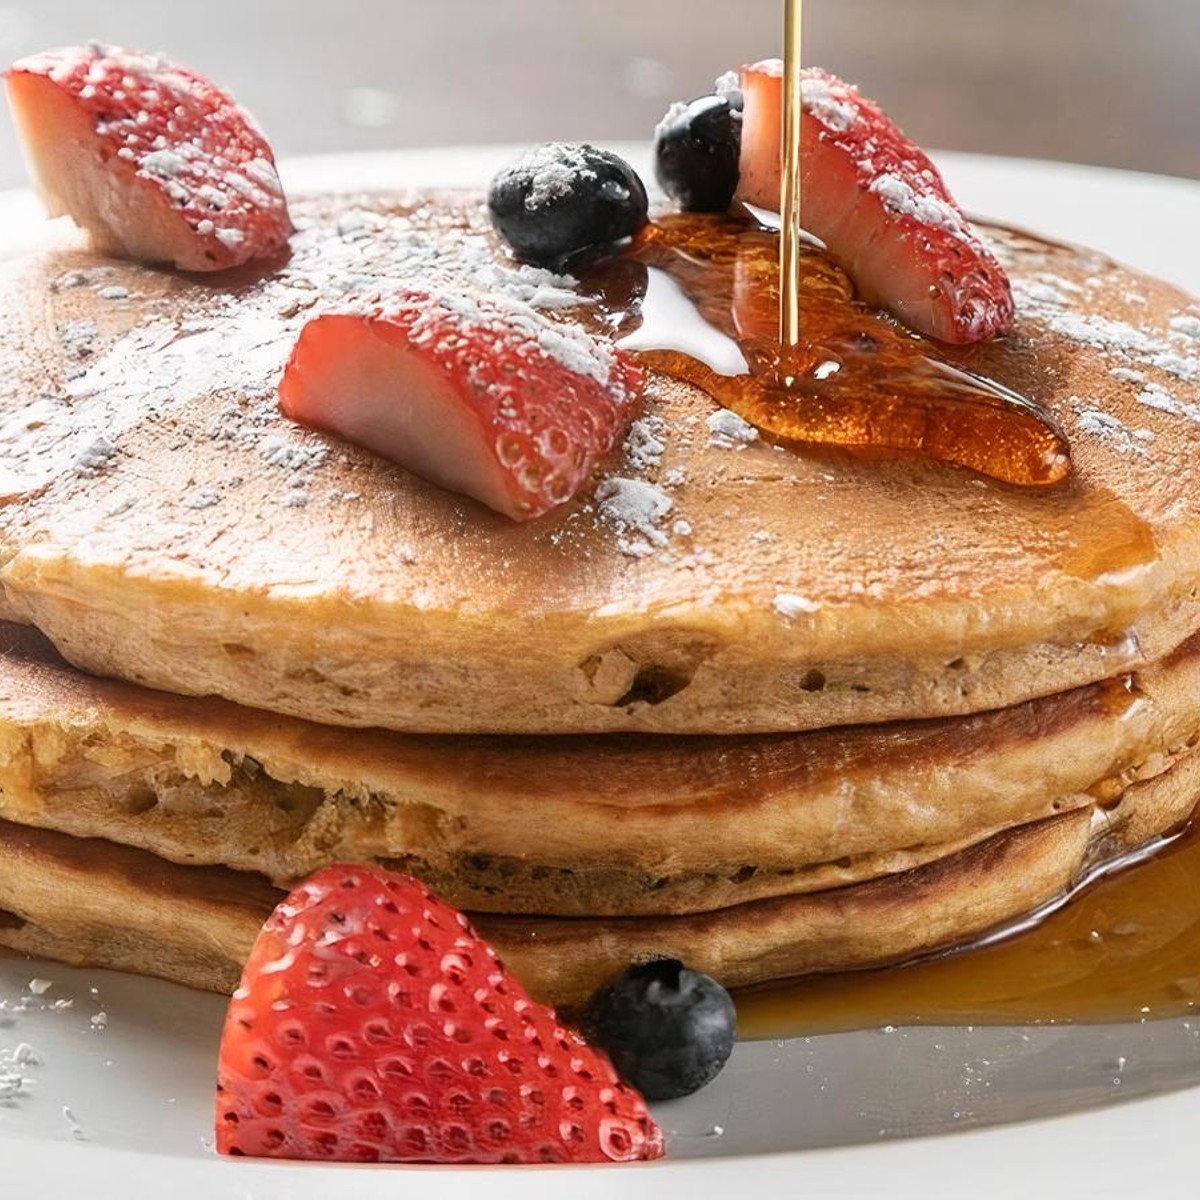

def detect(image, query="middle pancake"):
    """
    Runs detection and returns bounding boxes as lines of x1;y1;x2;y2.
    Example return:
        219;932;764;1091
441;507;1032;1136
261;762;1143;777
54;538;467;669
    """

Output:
1;620;1198;917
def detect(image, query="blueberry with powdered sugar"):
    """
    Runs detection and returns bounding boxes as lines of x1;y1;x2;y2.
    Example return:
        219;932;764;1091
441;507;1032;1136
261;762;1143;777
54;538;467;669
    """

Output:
487;143;648;268
653;92;742;213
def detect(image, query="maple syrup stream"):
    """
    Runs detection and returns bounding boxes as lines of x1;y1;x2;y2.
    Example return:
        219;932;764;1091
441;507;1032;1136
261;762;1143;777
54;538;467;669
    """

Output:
780;0;805;348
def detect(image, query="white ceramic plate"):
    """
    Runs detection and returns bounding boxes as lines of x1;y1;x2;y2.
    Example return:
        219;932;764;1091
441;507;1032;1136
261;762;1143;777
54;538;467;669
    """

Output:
2;148;1199;1200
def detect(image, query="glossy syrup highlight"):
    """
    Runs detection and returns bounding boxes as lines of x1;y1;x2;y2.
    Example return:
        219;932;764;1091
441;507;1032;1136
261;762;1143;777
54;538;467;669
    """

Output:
586;0;1072;491
569;211;1159;614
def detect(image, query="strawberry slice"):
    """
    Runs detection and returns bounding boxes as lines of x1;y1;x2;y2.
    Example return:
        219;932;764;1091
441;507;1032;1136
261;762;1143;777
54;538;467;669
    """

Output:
736;61;1014;344
5;43;292;271
278;288;645;521
216;866;664;1165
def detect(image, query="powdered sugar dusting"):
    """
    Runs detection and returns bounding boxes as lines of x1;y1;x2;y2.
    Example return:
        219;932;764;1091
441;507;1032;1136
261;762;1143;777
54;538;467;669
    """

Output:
774;593;822;621
22;43;289;264
1136;381;1200;424
748;58;784;78
595;477;674;557
419;287;633;397
1014;275;1200;429
707;408;760;448
1170;313;1200;341
2;194;625;514
1072;401;1153;457
654;100;691;143
259;434;328;473
803;75;860;133
1110;367;1147;385
73;433;118;474
1;313;291;495
215;227;246;250
624;415;667;471
0;976;104;1109
713;70;742;103
0;1041;39;1105
181;487;219;510
469;259;583;311
140;146;189;178
510;143;600;212
869;174;967;237
746;60;860;132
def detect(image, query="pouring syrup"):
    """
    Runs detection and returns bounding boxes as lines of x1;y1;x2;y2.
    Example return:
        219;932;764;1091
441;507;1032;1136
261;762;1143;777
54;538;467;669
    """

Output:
779;0;805;349
598;0;1072;487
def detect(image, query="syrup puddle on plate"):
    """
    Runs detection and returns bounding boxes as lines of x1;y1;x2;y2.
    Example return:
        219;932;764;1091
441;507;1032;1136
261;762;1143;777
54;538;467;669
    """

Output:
735;813;1200;1040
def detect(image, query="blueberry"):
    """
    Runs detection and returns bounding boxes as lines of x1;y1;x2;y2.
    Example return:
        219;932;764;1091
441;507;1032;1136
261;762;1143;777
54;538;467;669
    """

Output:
653;94;742;213
584;960;737;1101
488;143;649;268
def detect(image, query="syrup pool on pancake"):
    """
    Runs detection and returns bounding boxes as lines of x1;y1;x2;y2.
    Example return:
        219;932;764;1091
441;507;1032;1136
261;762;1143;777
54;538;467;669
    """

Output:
470;68;1070;502
634;61;1069;488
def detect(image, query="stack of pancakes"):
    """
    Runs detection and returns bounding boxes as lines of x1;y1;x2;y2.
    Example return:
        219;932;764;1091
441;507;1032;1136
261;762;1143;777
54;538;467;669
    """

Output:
1;191;1199;1008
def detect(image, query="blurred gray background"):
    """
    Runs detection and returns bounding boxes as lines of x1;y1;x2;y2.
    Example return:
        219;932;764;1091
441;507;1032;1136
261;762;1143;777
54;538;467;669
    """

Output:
0;0;1195;187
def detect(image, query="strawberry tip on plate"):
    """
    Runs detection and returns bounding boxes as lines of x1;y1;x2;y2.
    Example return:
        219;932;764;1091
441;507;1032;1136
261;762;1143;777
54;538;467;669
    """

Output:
216;865;665;1165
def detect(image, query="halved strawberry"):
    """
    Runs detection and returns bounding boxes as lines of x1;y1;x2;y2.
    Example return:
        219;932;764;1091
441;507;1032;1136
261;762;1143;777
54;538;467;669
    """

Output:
5;43;292;271
216;866;664;1165
278;288;645;521
737;61;1013;344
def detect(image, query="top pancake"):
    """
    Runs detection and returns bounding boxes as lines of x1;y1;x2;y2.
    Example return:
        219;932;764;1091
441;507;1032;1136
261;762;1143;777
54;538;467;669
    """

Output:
1;191;1199;734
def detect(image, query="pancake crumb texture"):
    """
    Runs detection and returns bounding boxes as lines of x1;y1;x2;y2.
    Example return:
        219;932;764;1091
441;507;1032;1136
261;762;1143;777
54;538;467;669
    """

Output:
0;749;1196;1007
0;623;1198;921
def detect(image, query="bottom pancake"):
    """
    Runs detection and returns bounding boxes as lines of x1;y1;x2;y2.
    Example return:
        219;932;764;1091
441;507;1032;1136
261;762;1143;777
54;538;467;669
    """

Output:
1;750;1195;1007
